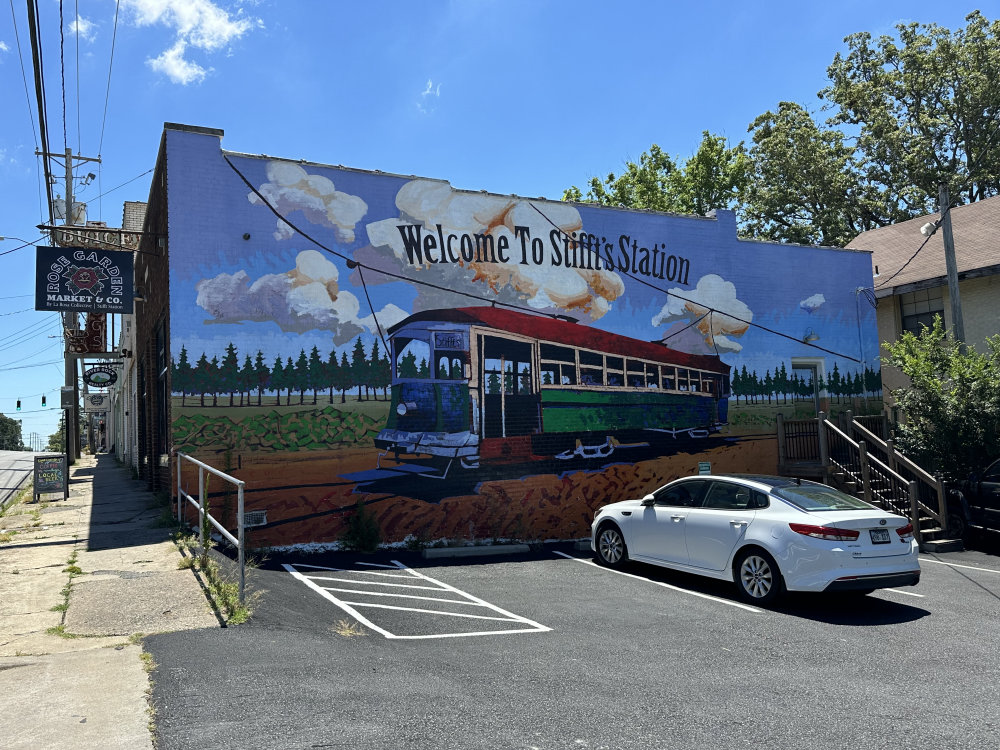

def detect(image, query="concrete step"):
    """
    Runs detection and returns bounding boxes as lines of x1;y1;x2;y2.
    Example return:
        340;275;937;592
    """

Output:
920;537;964;553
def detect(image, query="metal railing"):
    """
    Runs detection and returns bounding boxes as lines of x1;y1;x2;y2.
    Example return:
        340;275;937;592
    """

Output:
817;413;940;545
176;451;246;604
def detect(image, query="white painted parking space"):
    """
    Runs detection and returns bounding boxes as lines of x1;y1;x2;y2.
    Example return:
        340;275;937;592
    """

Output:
283;560;551;640
554;551;764;613
920;556;1000;574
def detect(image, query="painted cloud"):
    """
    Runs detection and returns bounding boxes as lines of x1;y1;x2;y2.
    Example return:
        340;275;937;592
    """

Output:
364;180;625;320
652;274;752;353
249;162;368;243
195;250;406;345
799;293;825;314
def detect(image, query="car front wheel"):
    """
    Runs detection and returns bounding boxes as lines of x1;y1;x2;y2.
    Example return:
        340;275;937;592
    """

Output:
734;548;784;605
596;523;628;568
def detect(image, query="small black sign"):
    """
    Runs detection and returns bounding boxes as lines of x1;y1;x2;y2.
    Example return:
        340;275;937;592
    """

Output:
34;454;68;500
35;246;134;313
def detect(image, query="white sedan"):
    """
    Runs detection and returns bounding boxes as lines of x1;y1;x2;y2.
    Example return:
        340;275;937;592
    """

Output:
591;474;920;605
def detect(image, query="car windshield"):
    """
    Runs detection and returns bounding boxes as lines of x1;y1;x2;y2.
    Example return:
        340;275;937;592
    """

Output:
772;485;875;511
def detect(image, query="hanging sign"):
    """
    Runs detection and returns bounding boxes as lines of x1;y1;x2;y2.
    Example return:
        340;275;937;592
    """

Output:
35;246;134;313
83;365;118;388
83;393;109;413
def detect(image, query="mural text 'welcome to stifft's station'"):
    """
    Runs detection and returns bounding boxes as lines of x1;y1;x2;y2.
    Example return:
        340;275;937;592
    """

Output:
397;224;691;284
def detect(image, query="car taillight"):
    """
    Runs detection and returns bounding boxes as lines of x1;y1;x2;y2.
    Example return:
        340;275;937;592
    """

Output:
789;523;860;541
896;523;914;540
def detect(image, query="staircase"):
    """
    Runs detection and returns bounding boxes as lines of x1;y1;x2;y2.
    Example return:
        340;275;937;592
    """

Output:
777;411;963;552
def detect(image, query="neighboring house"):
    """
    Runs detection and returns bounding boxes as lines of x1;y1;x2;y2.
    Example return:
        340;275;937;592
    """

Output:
848;195;1000;403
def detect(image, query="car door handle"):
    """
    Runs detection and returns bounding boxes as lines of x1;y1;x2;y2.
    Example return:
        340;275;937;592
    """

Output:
730;520;747;527
671;515;684;522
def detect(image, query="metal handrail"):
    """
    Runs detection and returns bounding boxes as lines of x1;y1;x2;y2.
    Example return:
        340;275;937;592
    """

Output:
176;451;246;604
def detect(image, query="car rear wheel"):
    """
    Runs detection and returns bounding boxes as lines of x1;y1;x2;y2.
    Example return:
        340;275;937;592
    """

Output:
734;548;784;605
596;523;628;568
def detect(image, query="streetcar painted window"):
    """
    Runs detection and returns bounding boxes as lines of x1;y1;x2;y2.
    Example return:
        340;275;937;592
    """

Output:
559;363;577;385
436;351;468;380
645;366;658;388
540;343;574;363
540;364;557;385
626;359;645;388
661;366;676;390
677;368;690;391
606;356;624;386
579;350;603;386
395;337;432;379
485;358;532;394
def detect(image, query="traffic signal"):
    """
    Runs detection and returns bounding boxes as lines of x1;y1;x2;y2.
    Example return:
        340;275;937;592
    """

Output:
16;399;20;411
41;394;46;407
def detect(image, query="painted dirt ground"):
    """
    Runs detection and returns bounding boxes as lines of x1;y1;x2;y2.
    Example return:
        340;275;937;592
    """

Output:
178;438;778;548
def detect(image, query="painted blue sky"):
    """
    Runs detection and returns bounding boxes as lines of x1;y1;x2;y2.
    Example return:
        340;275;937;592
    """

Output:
1;0;993;439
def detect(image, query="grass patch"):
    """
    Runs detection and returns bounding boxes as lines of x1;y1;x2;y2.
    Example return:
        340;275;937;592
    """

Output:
174;532;259;625
331;619;367;637
0;530;15;544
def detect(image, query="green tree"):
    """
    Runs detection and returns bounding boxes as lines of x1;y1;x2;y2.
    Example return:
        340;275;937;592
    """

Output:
294;350;309;405
339;351;351;403
351;337;367;401
325;349;340;404
254;351;268;406
308;346;324;405
193;353;212;407
882;317;1000;481
220;343;239;407
822;11;1000;209
0;413;24;451
173;346;193;406
742;101;892;247
271;356;285;406
239;355;254;406
563;133;749;216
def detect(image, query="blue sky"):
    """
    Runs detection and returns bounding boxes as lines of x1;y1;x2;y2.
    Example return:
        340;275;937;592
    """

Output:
0;0;993;442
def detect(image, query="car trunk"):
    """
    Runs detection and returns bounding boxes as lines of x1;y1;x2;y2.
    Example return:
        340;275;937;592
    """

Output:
817;511;912;558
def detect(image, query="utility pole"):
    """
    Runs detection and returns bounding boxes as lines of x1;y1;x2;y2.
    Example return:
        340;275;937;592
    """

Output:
939;184;965;347
37;148;102;463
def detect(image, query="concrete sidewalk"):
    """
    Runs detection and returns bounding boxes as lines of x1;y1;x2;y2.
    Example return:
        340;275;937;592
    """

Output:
0;453;219;749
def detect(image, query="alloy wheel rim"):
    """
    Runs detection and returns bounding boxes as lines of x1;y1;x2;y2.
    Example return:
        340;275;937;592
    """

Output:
741;555;772;598
600;530;622;563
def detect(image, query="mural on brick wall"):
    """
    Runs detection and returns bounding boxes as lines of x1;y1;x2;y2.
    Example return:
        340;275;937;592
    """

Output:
167;129;882;547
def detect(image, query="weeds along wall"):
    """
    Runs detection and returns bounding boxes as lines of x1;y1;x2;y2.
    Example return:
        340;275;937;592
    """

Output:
161;124;882;547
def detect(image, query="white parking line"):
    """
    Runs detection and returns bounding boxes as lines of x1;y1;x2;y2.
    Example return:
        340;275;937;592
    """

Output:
283;560;552;640
920;557;1000;574
553;551;763;613
882;588;925;598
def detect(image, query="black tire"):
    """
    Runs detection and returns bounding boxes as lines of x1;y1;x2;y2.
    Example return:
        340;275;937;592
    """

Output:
734;548;784;605
596;523;628;568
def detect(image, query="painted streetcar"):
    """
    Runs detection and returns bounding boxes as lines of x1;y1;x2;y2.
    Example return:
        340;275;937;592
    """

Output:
374;306;731;476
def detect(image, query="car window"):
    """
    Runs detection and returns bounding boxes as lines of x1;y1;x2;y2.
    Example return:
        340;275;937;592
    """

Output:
702;482;753;510
772;485;874;511
751;490;769;509
654;480;709;507
983;460;1000;483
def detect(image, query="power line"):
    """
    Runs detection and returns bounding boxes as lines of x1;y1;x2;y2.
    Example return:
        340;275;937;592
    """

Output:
224;153;861;364
26;0;55;225
9;0;39;151
59;0;68;150
98;0;121;159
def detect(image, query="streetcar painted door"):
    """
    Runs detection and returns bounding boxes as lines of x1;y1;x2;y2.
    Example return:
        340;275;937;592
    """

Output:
480;335;540;438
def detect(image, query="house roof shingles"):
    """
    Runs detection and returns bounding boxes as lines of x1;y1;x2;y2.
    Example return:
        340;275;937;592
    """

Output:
847;194;1000;297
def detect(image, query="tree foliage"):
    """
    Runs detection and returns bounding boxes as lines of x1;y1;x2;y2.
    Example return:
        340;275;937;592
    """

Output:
882;317;1000;482
565;12;1000;246
822;10;1000;209
563;132;750;216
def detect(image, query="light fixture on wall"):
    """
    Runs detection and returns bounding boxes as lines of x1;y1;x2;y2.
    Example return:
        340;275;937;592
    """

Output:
803;328;820;343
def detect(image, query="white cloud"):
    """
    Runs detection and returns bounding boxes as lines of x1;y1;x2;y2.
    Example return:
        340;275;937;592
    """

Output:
122;0;255;84
363;179;625;320
195;250;398;345
652;274;752;353
417;78;441;114
799;293;825;314
69;16;98;43
0;41;10;54
250;162;368;243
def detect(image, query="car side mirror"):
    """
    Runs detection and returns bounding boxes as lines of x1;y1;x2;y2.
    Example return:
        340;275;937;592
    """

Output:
640;494;656;507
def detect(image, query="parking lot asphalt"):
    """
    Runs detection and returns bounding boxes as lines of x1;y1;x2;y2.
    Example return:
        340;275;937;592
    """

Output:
145;542;1000;750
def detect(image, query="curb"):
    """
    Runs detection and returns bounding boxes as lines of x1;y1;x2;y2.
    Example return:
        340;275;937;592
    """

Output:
422;544;531;559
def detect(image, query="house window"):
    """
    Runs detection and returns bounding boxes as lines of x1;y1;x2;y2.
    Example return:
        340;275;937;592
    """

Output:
899;287;944;335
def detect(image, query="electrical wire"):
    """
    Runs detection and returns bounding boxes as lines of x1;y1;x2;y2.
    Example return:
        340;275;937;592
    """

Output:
74;0;80;155
26;0;55;225
59;0;68;150
98;0;120;159
225;153;863;364
9;0;39;151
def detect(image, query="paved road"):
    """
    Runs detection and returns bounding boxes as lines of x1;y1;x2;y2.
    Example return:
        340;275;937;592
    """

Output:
0;450;36;510
146;542;1000;750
